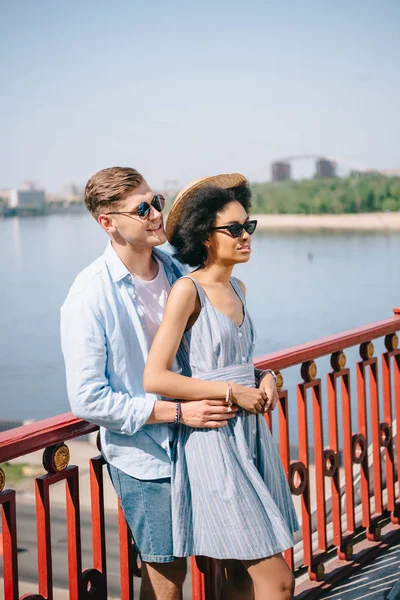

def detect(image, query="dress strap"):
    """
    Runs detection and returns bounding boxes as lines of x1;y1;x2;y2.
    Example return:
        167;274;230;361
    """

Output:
230;277;246;305
180;275;207;307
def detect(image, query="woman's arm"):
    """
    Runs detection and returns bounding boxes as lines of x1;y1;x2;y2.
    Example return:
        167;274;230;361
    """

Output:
144;278;267;413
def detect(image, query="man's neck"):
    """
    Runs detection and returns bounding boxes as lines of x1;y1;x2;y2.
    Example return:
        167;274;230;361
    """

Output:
111;240;158;280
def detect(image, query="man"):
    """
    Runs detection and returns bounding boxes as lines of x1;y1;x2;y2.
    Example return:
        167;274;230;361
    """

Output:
61;167;278;600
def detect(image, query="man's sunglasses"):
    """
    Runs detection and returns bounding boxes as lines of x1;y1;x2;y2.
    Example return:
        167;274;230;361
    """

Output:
210;219;258;238
106;194;165;220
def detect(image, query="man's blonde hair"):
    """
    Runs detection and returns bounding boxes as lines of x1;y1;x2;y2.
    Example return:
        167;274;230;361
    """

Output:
84;167;144;217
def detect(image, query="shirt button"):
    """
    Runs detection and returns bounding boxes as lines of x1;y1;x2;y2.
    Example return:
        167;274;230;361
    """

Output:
252;429;256;434
242;356;246;362
132;294;137;300
238;332;242;338
127;275;132;282
253;453;257;459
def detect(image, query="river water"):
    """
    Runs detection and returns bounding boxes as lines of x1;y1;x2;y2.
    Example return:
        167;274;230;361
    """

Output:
1;214;399;434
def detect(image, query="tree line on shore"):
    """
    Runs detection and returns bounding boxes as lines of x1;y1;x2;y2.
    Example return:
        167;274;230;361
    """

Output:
2;173;399;217
249;173;400;214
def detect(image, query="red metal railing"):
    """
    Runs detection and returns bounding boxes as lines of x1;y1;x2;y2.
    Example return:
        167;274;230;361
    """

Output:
1;308;400;599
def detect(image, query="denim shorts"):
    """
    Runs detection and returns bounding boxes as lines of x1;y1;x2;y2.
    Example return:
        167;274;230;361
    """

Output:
107;463;175;563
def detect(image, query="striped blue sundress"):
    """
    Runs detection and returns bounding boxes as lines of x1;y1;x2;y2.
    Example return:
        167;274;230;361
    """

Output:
172;276;299;560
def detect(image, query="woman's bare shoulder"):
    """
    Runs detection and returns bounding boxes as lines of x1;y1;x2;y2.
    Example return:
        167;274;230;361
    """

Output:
171;276;198;296
234;277;246;296
168;277;198;308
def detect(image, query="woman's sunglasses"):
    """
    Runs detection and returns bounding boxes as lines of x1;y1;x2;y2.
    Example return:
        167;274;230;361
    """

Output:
106;194;165;220
210;219;257;238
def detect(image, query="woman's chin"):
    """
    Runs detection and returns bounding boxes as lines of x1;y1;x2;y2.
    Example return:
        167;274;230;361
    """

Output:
236;251;251;263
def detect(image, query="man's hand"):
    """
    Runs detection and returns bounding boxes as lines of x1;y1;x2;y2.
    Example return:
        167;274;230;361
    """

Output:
259;373;279;413
180;399;238;428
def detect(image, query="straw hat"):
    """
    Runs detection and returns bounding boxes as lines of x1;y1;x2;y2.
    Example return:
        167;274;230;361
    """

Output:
166;173;247;242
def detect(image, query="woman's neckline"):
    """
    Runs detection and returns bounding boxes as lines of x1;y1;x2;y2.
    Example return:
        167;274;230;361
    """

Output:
189;276;246;329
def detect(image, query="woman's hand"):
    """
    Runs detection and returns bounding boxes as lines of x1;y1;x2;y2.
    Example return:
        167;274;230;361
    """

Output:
231;384;267;414
259;373;279;413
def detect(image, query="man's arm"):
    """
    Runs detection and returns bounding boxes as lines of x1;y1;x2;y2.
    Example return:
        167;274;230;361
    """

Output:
147;398;238;428
61;291;235;432
61;292;160;435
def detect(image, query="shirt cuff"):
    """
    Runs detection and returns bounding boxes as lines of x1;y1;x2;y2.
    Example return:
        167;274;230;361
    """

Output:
123;393;157;435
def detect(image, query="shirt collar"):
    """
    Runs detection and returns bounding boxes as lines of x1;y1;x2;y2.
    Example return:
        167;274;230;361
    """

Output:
153;246;173;266
104;241;174;283
104;242;130;283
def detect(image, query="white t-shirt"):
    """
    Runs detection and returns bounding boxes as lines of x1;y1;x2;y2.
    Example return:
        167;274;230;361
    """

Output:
132;257;172;345
132;258;179;439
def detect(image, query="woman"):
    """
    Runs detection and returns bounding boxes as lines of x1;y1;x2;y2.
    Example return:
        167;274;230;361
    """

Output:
144;174;299;600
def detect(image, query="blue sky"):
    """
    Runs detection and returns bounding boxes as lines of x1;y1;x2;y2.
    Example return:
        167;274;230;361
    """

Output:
1;0;399;192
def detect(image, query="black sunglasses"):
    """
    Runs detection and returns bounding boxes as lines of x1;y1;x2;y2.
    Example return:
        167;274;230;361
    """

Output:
210;219;257;238
106;194;165;220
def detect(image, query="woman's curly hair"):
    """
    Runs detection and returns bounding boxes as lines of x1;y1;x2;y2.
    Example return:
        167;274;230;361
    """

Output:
170;184;252;267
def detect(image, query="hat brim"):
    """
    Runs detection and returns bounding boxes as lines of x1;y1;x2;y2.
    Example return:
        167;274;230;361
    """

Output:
166;173;247;242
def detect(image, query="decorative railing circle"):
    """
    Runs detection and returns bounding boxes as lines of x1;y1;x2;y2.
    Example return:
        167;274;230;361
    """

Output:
316;562;325;580
360;341;374;360
301;360;317;382
42;442;70;474
385;333;399;351
0;467;5;492
80;569;107;599
368;524;382;541
351;433;367;464
275;371;284;391
323;449;339;477
330;351;347;372
344;543;353;560
310;561;325;581
288;461;308;495
380;422;392;447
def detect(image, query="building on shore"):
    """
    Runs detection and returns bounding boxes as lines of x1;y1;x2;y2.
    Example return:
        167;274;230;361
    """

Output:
315;158;336;178
9;188;46;210
271;161;292;181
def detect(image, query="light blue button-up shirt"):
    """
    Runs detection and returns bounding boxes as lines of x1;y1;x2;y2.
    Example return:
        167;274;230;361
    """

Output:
60;242;184;480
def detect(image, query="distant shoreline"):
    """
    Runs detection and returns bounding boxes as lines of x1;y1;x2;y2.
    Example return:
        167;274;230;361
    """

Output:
251;212;400;231
1;208;400;231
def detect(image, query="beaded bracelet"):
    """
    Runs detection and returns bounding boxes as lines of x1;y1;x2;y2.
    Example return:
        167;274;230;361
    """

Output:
174;401;181;424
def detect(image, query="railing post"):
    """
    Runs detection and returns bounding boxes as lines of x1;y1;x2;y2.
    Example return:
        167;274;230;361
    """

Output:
35;476;53;600
341;371;356;534
191;556;219;600
381;335;397;522
327;353;353;560
118;499;135;600
89;456;108;590
0;487;19;600
357;356;372;535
